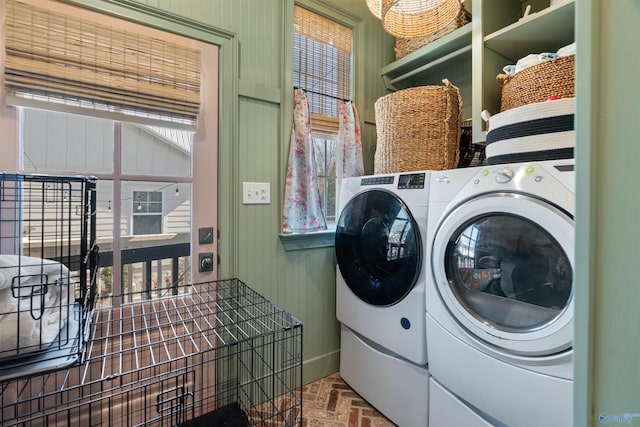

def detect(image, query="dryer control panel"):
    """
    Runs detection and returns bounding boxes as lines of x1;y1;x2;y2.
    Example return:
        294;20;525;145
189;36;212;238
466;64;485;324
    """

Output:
398;173;426;189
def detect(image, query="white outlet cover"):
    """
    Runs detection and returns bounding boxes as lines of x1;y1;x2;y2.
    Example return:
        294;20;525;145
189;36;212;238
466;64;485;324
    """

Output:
242;182;271;204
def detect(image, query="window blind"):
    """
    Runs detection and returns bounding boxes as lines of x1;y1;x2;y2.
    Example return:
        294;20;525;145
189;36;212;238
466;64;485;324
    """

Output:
4;0;201;128
293;5;352;132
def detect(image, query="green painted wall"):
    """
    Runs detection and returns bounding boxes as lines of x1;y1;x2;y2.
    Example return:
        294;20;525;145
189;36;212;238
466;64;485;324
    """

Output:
97;0;395;384
574;1;640;426
32;0;640;423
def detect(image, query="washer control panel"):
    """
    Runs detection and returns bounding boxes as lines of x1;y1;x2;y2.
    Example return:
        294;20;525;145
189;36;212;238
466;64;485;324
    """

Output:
360;172;426;189
495;168;514;183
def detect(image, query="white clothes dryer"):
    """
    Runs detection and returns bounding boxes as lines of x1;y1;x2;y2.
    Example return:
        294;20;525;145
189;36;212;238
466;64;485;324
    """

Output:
335;171;431;426
425;160;575;427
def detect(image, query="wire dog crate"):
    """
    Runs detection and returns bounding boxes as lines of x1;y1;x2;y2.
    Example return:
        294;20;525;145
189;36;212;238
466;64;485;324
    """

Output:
0;278;303;426
0;173;98;381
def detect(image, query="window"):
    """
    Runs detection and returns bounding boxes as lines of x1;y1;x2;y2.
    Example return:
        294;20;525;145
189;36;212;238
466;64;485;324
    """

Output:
313;132;337;223
5;0;218;306
133;191;163;235
20;108;194;305
293;5;352;223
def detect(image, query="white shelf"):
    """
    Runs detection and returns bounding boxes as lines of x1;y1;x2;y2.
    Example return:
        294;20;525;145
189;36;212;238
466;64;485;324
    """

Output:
381;23;472;90
484;0;575;61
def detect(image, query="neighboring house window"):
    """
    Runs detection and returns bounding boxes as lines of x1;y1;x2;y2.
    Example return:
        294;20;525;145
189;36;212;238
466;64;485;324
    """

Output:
133;191;163;235
293;5;352;223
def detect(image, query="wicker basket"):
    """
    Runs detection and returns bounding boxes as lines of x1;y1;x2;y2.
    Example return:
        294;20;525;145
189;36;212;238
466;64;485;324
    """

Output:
374;80;462;174
395;7;471;60
497;54;575;112
382;0;461;38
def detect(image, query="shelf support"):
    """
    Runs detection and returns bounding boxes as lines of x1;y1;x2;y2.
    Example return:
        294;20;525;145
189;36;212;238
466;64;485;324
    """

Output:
386;45;472;89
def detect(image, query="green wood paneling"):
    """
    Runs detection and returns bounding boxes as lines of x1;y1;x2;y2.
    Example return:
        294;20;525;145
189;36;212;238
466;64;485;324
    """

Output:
574;2;640;425
80;0;640;420
107;0;394;385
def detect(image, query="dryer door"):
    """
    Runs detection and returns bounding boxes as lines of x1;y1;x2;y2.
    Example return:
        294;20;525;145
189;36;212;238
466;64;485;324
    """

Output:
336;189;421;306
432;192;574;356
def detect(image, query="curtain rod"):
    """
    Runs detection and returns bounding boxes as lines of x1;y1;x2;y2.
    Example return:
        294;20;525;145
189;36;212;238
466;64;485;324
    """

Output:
293;86;351;103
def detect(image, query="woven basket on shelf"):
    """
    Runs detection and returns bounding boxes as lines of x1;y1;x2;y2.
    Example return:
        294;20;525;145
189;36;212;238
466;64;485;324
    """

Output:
374;80;462;174
395;7;470;59
496;54;575;112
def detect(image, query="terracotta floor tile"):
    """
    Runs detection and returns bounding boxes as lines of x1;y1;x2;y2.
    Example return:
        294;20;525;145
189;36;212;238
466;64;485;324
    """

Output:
301;373;397;427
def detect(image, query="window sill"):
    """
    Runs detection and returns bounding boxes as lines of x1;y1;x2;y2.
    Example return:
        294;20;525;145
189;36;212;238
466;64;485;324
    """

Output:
279;229;335;251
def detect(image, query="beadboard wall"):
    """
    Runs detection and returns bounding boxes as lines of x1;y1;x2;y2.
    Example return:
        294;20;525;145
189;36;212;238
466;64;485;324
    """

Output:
14;2;640;422
76;0;395;383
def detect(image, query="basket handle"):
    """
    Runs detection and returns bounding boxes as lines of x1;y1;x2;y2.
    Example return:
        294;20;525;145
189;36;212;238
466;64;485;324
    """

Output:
496;74;511;85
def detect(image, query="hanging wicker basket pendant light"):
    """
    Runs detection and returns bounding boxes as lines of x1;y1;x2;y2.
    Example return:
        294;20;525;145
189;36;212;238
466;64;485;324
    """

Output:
381;0;462;38
366;0;383;19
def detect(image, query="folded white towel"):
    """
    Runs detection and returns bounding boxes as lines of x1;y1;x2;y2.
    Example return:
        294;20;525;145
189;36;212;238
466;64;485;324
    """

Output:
514;52;558;73
0;256;25;290
0;254;70;290
502;51;563;75
556;42;576;57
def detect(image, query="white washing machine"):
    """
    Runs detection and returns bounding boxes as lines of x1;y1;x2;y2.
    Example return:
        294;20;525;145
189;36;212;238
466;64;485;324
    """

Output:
424;160;575;427
335;171;431;427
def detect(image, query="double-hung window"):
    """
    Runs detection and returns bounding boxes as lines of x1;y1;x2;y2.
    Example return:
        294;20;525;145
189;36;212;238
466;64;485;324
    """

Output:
133;191;163;235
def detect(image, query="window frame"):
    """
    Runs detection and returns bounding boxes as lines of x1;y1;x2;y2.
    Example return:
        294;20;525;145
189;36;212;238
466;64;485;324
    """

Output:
280;0;362;251
312;129;339;224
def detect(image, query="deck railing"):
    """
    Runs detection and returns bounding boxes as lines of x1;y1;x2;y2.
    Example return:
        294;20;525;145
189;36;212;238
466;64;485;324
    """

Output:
95;242;191;305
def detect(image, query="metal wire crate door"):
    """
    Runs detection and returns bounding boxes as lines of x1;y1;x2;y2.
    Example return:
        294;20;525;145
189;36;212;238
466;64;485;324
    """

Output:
0;173;98;381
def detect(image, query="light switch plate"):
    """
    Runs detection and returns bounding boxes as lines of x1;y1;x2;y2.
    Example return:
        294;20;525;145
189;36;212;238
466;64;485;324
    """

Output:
242;182;270;204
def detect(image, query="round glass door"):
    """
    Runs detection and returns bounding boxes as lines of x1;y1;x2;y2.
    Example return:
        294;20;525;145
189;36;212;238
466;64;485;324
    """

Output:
432;193;574;355
335;189;421;306
446;214;571;330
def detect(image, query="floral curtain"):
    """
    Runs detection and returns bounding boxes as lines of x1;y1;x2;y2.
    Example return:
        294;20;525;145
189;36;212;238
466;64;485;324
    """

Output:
337;100;365;179
282;89;327;233
334;101;364;225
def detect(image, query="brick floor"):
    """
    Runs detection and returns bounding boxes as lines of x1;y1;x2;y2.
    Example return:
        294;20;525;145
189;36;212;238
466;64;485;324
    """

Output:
301;373;396;427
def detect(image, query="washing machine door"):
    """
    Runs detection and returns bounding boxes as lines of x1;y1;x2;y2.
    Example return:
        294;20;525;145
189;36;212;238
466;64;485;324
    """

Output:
432;192;574;356
335;189;421;306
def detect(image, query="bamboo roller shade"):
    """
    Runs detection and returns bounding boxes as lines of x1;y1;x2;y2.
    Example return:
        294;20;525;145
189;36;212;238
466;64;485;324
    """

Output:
294;5;352;132
4;0;201;125
293;5;352;54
